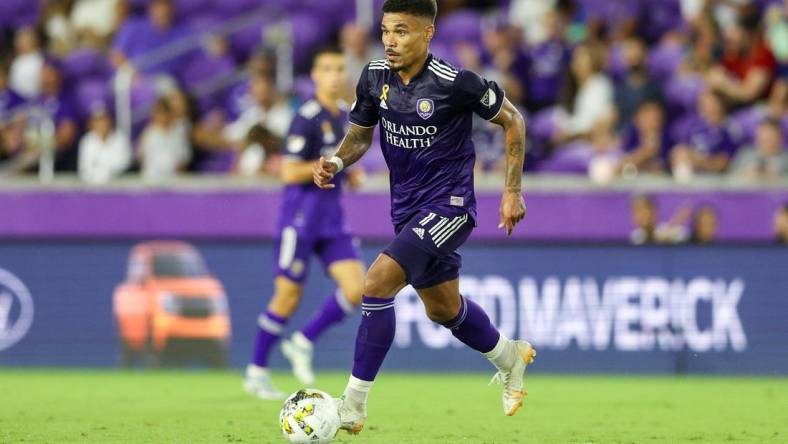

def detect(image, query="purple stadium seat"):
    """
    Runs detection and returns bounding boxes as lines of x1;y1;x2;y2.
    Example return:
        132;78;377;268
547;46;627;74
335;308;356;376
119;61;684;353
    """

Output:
537;141;595;174
730;107;765;144
292;76;315;101
186;13;223;33
177;53;237;112
62;49;111;83
437;10;483;44
75;79;112;120
229;19;270;62
288;12;331;65
174;0;214;18
528;108;560;141
647;42;685;82
429;41;461;67
216;0;259;17
0;0;38;27
665;73;704;115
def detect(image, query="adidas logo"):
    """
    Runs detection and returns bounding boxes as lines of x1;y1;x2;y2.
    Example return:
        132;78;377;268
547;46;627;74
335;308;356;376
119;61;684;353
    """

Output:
380;99;388;110
412;227;425;239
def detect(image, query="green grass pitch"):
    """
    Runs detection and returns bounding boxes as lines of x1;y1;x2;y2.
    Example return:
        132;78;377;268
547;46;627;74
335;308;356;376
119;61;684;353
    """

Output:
0;370;785;443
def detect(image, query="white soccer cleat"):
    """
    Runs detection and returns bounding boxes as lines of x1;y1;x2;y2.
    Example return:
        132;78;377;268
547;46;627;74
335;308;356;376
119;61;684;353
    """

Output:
243;364;285;400
489;340;536;416
335;395;366;435
281;332;316;386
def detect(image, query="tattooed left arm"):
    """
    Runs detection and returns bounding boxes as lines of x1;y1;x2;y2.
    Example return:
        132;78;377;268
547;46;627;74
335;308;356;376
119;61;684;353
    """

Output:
489;98;527;236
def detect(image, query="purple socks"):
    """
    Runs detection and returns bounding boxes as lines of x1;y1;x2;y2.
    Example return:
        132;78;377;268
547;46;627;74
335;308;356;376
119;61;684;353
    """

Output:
301;290;355;342
351;296;396;381
252;310;288;367
440;296;500;353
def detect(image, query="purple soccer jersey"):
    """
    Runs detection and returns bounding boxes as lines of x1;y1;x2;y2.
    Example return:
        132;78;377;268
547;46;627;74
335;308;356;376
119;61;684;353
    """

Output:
349;54;505;227
678;115;739;158
274;99;359;283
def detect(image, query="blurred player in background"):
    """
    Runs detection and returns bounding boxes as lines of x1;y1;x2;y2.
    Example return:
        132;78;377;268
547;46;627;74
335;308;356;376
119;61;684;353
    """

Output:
244;46;366;400
313;0;533;434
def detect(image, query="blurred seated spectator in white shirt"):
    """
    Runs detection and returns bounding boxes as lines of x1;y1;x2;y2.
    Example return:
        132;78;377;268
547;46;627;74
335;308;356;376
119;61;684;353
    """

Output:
138;97;191;181
730;119;788;179
78;106;131;184
10;26;44;99
71;0;125;47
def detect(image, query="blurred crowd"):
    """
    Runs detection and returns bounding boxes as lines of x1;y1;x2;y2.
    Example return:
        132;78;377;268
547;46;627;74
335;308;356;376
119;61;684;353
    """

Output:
0;0;786;185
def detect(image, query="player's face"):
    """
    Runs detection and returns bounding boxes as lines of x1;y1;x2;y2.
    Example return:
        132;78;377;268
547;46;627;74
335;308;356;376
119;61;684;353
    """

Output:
381;13;434;72
311;53;347;98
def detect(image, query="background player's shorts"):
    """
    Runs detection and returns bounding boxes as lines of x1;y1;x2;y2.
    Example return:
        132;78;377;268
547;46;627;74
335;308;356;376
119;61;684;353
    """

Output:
383;206;473;289
273;227;361;284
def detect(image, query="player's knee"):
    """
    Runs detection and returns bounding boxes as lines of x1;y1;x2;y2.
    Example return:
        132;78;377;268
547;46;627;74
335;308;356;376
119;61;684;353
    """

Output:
339;282;364;306
269;279;303;315
363;267;398;298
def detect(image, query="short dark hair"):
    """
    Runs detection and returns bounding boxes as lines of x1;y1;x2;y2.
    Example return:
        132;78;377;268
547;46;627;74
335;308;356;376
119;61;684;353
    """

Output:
382;0;437;22
312;45;343;67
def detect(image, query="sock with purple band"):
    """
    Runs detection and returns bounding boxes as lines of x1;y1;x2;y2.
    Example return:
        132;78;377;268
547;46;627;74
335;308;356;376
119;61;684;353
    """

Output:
441;295;500;353
251;310;288;367
300;290;355;342
351;296;396;382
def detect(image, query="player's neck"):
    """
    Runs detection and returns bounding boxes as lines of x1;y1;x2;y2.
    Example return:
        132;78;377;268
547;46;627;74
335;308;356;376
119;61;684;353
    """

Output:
396;52;429;85
315;91;339;115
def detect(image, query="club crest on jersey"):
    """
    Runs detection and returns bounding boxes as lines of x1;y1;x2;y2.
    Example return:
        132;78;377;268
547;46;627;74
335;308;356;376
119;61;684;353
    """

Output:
416;98;434;120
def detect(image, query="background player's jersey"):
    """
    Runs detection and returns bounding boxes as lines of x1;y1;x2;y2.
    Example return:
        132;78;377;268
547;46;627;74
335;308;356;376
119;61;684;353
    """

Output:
349;54;504;226
279;99;350;237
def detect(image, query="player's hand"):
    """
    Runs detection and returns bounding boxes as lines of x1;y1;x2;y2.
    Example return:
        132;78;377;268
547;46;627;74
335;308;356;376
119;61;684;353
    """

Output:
498;190;526;237
313;156;338;189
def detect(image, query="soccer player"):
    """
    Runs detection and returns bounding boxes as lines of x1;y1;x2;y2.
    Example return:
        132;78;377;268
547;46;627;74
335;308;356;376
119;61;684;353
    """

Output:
313;0;534;434
244;46;366;400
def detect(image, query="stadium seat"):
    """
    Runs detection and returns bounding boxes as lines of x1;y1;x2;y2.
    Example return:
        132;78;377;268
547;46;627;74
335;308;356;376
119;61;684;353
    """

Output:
177;52;238;113
647;42;685;83
436;10;483;45
62;49;112;84
75;79;112;121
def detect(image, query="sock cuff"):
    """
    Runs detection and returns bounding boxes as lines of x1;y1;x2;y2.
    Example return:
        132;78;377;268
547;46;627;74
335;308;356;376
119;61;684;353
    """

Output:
482;333;507;359
335;289;356;314
361;296;395;311
258;310;288;334
348;375;374;392
441;296;469;330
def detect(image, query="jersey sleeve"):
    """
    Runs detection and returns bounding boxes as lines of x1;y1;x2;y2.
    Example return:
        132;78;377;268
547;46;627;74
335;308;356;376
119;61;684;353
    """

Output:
452;69;505;121
348;65;378;128
283;114;317;161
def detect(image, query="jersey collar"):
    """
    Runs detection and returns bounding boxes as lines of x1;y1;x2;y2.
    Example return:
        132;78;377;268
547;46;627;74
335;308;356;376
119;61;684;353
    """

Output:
393;53;433;87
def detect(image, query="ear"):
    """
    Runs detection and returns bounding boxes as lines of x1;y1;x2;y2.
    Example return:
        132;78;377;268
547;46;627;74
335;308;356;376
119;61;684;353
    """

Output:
424;23;435;43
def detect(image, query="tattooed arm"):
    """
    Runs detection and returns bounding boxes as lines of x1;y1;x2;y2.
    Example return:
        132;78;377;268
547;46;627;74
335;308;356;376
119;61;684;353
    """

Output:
489;98;527;236
313;123;375;189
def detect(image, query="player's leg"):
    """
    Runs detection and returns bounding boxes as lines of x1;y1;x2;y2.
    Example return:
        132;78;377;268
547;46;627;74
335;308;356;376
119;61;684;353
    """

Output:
282;256;364;385
245;226;313;400
337;252;408;434
245;276;303;399
415;268;536;416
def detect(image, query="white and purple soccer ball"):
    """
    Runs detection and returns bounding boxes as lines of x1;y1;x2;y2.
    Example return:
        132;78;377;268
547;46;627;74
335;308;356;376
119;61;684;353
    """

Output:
279;389;339;444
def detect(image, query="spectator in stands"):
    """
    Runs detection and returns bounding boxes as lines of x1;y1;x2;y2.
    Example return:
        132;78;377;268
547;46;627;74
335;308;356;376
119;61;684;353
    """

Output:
0;59;25;124
617;101;671;175
110;0;192;76
706;16;777;105
774;204;788;244
9;26;44;99
71;0;126;48
688;205;718;245
235;123;283;177
36;57;79;171
613;37;664;131
40;0;76;56
766;0;788;77
481;25;528;106
555;42;614;143
730;119;787;179
222;72;292;150
630;194;689;245
670;90;738;180
138;97;191;181
525;9;571;113
77;105;131;184
509;0;557;45
340;23;383;101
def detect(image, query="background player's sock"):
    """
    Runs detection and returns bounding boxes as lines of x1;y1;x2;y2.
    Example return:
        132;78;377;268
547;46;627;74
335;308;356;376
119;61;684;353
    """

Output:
441;295;504;355
300;290;355;342
350;296;396;383
252;310;288;367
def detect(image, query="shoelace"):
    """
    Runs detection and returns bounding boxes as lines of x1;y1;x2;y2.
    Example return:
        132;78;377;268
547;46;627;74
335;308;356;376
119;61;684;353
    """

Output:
489;370;521;397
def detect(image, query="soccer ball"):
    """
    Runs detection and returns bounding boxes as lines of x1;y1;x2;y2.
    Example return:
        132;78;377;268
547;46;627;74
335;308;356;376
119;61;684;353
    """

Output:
279;389;340;444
